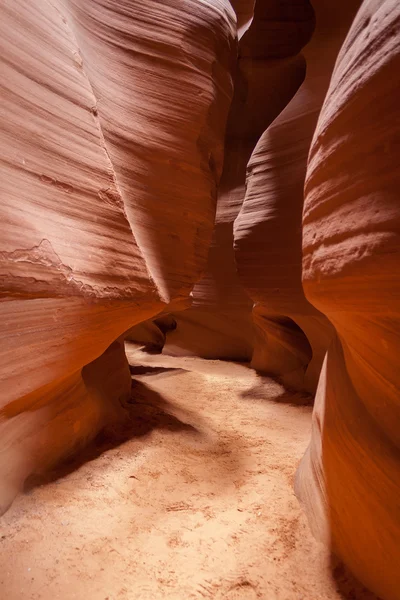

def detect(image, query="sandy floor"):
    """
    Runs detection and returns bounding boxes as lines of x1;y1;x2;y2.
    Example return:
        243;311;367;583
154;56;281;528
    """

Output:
0;349;378;600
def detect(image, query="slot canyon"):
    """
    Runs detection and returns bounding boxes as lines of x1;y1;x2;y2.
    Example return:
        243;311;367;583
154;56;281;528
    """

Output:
0;0;399;598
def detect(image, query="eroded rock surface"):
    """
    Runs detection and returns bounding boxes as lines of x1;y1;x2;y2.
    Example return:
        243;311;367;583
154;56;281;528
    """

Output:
233;0;360;391
164;0;315;361
1;2;400;599
0;0;235;512
295;2;400;598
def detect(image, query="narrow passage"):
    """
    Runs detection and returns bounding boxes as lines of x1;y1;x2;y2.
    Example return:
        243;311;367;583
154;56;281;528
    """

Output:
0;348;377;600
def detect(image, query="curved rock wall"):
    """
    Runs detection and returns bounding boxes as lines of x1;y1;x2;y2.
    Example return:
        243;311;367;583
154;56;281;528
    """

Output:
295;1;400;597
65;0;236;303
163;0;315;361
0;0;235;512
233;0;360;392
2;3;400;598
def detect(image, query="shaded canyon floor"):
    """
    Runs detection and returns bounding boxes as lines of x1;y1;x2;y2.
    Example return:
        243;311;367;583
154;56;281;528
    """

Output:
0;348;379;600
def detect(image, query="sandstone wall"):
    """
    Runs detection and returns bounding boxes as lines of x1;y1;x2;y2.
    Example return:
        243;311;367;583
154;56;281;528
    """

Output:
0;0;236;512
233;0;361;392
2;4;400;599
295;1;400;597
163;0;315;361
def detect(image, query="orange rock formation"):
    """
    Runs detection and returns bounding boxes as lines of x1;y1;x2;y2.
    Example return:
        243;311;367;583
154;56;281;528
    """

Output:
296;2;400;598
163;0;315;361
233;1;360;391
0;0;235;512
1;1;400;599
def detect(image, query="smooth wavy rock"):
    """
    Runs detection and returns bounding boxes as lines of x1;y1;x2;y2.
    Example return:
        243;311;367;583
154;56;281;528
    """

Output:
234;0;360;392
164;0;314;360
65;0;236;303
164;221;255;360
126;314;177;353
0;0;235;512
295;1;400;598
229;0;255;38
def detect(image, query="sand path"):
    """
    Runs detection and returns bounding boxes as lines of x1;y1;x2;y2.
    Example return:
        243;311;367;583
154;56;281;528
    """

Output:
0;349;378;599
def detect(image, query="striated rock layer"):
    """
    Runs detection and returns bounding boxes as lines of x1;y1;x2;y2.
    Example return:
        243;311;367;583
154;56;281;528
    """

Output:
164;0;315;361
0;0;235;512
295;1;400;598
234;0;360;392
65;0;236;303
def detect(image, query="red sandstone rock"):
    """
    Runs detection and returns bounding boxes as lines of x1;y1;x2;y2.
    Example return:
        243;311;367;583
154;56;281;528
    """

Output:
164;0;314;361
126;314;177;353
65;0;236;303
0;0;235;512
295;1;400;598
233;0;360;391
1;4;400;599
